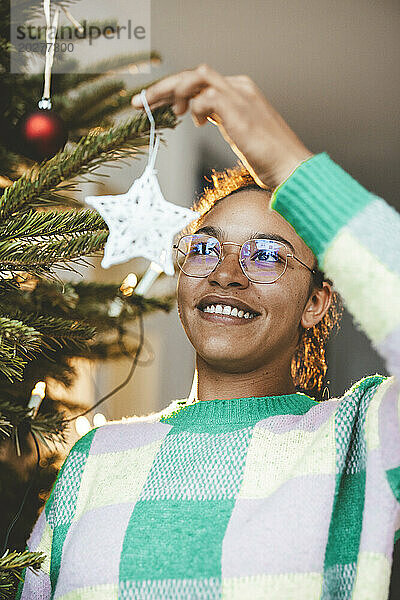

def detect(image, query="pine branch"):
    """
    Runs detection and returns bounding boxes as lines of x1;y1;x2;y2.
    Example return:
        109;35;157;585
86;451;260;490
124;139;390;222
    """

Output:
0;279;175;321
0;399;67;444
0;310;95;382
0;351;27;383
63;78;168;134
0;280;19;294
123;291;176;315
0;209;106;242
15;191;84;210
0;549;45;600
60;281;174;314
0;232;108;275
9;313;95;347
0;414;11;439
0;317;41;351
64;90;130;131
0;279;175;335
58;79;126;123
0;548;44;577
77;51;162;79
0;307;94;351
0;349;79;405
1;283;175;343
65;85;159;132
0;317;42;381
30;410;68;445
0;105;177;217
50;50;162;93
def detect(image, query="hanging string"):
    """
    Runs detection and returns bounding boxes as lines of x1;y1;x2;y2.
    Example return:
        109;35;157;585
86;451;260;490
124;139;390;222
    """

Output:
39;0;60;109
140;89;160;170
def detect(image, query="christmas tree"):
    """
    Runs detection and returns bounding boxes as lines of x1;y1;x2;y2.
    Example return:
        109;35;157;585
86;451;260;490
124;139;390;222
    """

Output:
0;2;179;596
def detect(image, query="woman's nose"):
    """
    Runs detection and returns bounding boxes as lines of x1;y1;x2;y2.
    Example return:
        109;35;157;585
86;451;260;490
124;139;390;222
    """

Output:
207;246;249;288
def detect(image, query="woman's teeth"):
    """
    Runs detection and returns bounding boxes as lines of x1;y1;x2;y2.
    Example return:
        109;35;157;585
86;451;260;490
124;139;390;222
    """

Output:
201;304;256;319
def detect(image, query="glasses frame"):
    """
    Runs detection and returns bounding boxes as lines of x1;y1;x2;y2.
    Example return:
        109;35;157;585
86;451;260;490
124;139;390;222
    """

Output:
173;234;321;285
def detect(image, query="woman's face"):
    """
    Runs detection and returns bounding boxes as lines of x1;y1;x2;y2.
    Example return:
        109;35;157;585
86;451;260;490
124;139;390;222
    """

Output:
177;189;322;374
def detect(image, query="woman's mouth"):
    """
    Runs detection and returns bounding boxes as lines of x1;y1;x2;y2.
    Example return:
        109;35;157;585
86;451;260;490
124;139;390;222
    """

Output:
197;303;259;325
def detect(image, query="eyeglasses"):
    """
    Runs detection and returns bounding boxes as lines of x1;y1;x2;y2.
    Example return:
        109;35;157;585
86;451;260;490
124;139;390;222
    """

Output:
173;233;321;284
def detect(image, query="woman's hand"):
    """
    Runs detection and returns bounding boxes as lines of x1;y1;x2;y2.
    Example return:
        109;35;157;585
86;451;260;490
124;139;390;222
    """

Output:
131;63;313;189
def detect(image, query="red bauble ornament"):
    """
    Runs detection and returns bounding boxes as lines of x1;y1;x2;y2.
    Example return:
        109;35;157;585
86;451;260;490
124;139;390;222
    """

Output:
18;108;67;162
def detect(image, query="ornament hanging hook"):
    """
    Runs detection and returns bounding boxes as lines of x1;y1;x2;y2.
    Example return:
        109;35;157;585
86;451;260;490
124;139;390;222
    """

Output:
140;89;160;170
40;0;60;109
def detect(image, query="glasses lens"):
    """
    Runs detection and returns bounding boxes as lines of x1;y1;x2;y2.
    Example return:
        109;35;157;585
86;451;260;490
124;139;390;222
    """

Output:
241;239;287;282
176;234;220;276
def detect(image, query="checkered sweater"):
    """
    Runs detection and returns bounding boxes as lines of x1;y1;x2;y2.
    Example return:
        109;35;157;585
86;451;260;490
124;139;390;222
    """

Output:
18;153;400;600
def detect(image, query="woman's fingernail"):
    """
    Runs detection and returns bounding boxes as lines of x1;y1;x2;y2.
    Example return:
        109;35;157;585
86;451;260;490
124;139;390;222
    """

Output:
131;94;142;107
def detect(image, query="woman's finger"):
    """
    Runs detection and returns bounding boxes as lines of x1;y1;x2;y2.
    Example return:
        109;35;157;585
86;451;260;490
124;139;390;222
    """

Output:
131;64;230;110
172;71;246;117
188;81;252;122
132;70;195;107
189;87;229;126
225;74;256;90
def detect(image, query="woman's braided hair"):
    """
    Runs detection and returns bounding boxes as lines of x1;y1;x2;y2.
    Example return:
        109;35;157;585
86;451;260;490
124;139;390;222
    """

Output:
181;162;343;401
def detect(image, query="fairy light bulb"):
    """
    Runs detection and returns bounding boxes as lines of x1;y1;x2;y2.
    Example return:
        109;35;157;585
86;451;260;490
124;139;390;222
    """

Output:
32;381;46;398
28;381;46;417
120;272;138;297
93;413;107;427
75;415;91;437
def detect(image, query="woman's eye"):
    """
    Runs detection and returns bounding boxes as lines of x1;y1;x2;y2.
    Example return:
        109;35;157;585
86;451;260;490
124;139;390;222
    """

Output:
252;250;283;262
192;243;205;254
192;243;218;256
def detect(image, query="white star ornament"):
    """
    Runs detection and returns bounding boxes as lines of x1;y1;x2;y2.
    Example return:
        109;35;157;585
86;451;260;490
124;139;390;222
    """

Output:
85;165;200;275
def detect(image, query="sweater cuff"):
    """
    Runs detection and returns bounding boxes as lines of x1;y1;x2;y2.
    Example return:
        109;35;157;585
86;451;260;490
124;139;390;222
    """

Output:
269;152;374;267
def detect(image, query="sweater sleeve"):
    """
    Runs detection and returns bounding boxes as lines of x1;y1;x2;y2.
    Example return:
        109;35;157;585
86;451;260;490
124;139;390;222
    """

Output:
16;429;96;599
270;152;400;502
15;508;53;600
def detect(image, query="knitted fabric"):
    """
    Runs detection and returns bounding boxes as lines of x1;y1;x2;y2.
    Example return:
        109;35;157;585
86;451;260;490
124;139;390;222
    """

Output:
18;153;400;600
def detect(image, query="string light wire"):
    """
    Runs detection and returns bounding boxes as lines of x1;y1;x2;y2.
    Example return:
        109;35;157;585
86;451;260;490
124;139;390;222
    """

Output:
67;310;144;423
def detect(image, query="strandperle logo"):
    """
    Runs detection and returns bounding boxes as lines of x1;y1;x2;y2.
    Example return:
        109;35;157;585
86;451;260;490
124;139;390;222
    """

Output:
15;20;147;46
10;0;151;74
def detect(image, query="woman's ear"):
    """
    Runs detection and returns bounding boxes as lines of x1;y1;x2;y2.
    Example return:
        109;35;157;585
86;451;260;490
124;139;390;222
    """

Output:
301;281;332;329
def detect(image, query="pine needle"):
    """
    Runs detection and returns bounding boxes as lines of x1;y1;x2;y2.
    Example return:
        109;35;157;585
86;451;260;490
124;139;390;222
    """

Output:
0;549;45;599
